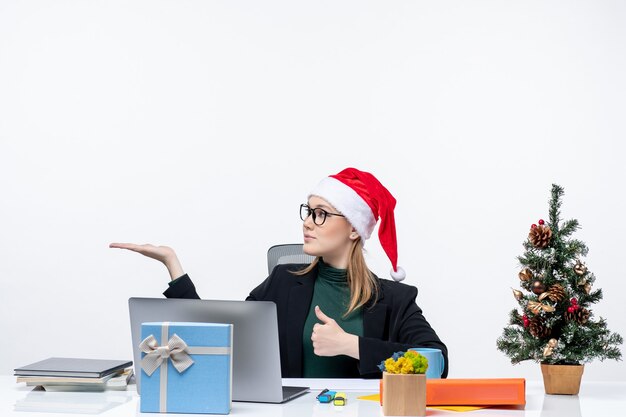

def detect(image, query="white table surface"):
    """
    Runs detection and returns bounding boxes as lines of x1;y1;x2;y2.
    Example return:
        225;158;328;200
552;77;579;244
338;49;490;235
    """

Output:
2;376;625;416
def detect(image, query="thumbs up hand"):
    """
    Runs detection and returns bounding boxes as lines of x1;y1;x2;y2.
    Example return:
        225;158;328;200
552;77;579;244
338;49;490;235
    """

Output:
311;306;360;359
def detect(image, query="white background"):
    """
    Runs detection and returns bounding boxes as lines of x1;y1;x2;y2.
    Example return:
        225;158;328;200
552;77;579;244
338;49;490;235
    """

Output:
1;0;624;382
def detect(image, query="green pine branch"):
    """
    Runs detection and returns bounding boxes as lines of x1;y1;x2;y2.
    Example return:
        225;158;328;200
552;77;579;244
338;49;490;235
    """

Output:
560;219;579;237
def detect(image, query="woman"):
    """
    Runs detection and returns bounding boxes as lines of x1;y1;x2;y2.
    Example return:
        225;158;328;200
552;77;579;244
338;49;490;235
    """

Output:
111;167;448;378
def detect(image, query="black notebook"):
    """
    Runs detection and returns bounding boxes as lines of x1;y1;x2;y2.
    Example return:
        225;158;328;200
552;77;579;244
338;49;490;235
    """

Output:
14;357;133;378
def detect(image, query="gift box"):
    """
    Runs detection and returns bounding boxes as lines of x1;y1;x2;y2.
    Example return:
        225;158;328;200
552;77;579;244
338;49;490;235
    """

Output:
426;378;526;406
379;378;526;407
140;322;233;414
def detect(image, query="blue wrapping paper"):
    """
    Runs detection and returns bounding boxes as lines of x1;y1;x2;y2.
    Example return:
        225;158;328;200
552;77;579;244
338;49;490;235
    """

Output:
140;322;232;414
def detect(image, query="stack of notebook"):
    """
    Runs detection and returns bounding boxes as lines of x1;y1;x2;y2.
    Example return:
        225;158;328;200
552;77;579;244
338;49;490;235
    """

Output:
15;357;133;392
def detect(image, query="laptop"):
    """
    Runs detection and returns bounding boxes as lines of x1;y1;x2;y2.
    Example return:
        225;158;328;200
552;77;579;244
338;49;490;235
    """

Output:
128;297;309;403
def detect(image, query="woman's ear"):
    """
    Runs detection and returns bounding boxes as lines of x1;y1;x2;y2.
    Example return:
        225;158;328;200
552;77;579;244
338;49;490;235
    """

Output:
349;228;360;241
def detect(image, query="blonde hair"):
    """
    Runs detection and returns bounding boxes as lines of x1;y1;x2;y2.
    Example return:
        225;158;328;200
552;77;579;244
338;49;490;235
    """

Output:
294;238;379;317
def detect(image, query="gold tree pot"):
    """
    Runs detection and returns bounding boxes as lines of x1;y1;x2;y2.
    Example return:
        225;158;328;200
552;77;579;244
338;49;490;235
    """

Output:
540;363;585;395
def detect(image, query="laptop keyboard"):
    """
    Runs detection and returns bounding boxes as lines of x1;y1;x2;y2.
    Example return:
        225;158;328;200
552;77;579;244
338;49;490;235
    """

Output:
282;385;309;401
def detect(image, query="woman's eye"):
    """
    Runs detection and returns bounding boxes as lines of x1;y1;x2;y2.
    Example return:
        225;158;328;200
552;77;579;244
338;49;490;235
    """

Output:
313;209;325;218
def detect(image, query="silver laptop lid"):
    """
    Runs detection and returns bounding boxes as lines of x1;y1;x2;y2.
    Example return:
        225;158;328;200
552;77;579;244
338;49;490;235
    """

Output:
128;297;288;403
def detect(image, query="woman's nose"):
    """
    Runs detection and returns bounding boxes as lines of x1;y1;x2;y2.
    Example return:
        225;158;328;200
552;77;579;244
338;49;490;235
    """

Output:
303;214;315;229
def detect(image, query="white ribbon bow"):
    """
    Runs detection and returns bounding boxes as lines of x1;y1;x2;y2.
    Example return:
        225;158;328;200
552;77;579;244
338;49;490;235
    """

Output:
139;333;194;376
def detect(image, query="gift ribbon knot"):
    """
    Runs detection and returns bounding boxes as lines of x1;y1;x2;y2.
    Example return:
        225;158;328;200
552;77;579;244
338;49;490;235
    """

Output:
140;333;194;376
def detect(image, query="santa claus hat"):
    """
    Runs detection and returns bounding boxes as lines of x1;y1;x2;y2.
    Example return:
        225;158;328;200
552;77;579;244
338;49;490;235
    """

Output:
309;167;406;281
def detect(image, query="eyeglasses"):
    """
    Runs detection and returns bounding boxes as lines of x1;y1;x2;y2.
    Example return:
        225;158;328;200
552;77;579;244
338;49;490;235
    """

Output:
300;204;345;226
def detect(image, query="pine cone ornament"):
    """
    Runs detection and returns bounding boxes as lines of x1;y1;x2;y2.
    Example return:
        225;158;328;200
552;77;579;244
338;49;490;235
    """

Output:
529;224;552;249
564;307;590;324
529;316;551;338
546;284;566;302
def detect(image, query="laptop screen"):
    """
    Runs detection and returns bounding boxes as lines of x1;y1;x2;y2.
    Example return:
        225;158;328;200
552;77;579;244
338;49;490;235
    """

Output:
128;297;302;403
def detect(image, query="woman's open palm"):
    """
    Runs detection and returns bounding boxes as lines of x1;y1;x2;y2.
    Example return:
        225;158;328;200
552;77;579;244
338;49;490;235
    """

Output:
109;242;184;279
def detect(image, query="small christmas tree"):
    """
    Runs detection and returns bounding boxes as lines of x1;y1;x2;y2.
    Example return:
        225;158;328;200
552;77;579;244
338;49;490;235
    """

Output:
497;184;622;366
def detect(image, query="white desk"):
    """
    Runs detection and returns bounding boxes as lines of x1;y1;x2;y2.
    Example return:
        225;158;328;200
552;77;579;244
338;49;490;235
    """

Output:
1;376;624;416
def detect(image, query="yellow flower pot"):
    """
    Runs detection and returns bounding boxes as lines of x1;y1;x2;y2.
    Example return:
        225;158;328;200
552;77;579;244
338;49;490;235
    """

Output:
382;372;426;416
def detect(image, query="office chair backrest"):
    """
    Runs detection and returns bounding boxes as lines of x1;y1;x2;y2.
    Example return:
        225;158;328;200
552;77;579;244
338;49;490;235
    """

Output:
267;244;315;275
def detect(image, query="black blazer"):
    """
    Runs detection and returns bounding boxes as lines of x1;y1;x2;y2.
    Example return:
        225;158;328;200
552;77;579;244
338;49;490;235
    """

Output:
163;263;449;378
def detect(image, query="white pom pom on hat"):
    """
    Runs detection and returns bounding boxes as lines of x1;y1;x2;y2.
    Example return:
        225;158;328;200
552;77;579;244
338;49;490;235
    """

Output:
390;266;406;282
309;167;406;281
